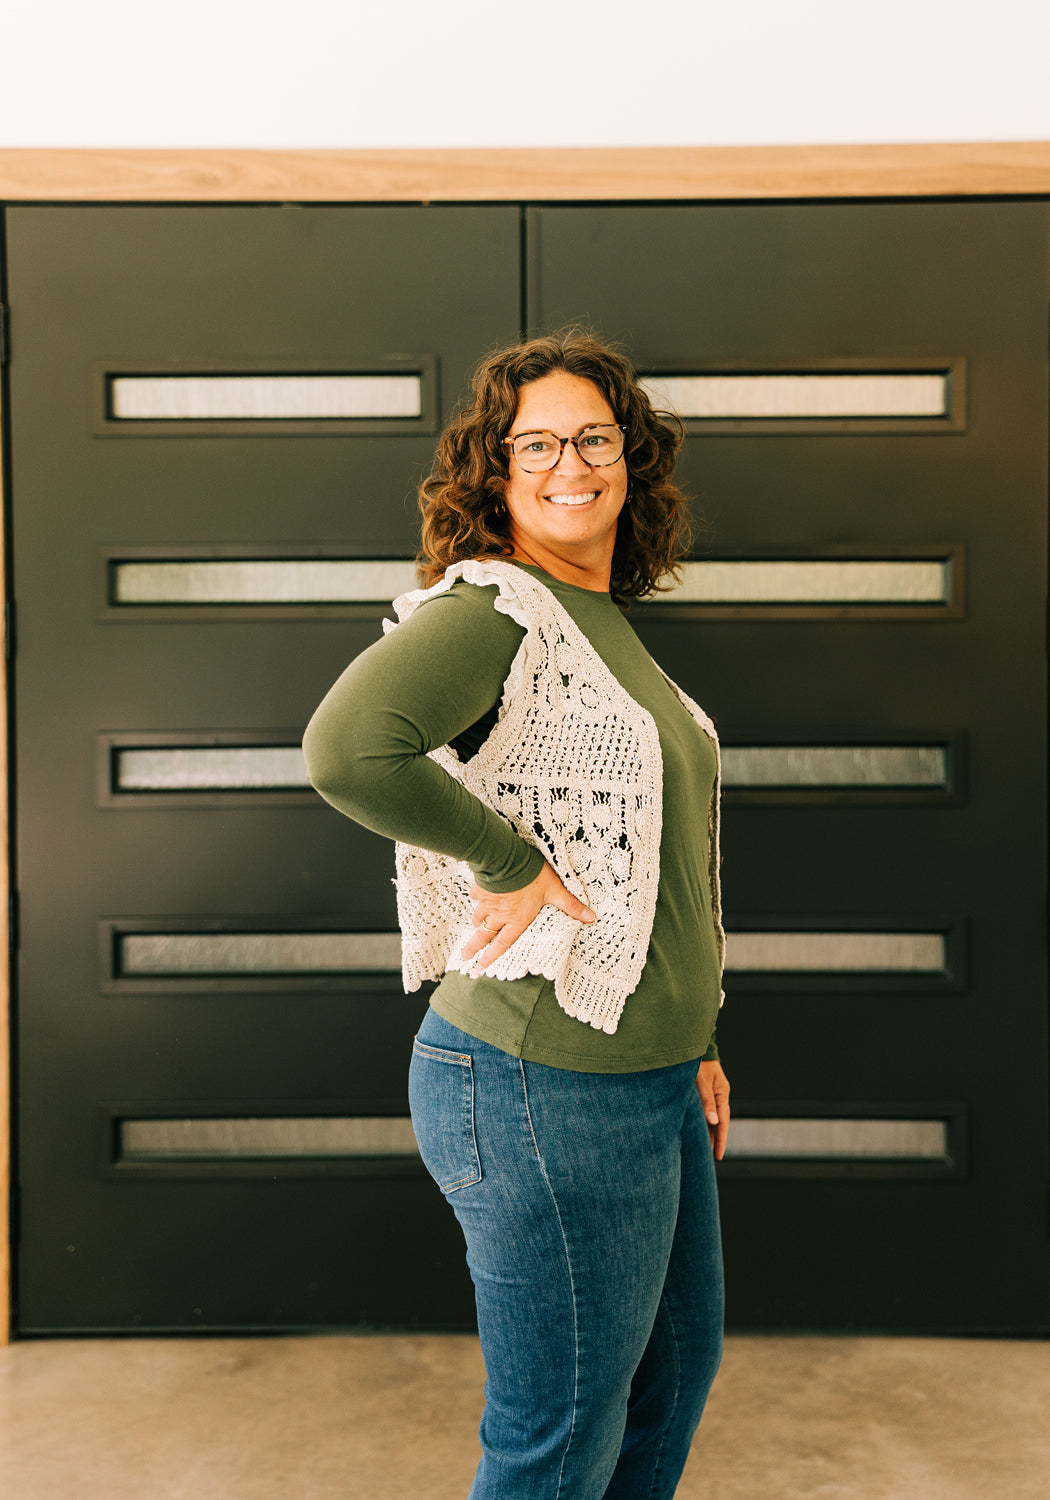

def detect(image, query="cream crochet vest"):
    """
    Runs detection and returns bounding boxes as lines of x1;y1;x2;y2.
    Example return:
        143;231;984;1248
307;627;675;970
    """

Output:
387;559;724;1035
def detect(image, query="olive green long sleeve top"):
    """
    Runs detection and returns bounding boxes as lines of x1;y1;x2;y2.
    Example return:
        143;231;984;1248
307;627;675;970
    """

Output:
303;562;722;1072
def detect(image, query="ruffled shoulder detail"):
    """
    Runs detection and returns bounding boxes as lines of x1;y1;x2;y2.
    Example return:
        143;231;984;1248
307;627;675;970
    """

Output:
384;559;533;706
386;557;532;635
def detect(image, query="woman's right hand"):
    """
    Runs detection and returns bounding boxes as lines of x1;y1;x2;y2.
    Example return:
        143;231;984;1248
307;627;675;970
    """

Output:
460;864;595;969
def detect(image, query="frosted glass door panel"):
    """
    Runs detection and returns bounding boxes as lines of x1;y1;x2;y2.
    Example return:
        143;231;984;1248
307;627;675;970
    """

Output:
116;747;309;791
121;1117;419;1160
656;560;949;605
112;559;418;605
725;1119;948;1159
725;932;946;972
721;746;947;788
110;374;422;421
120;932;403;975
640;372;949;419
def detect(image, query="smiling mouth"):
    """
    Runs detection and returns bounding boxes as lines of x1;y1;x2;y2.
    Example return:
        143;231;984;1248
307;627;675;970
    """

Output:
545;491;599;506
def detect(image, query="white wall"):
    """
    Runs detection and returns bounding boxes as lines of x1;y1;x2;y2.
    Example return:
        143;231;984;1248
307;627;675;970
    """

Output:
2;0;1048;149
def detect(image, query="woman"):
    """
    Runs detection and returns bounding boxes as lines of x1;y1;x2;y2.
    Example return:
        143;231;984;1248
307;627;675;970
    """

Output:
304;331;730;1499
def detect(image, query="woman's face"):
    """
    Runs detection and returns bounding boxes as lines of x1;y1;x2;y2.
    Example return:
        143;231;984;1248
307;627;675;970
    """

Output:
501;372;628;583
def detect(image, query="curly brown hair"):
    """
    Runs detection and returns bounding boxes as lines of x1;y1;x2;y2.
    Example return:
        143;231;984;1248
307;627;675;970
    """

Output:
417;331;692;603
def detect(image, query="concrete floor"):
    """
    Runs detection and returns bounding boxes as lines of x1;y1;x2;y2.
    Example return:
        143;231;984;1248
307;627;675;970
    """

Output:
1;1333;1048;1498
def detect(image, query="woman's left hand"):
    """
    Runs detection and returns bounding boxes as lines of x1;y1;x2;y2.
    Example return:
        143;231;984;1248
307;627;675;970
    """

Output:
697;1061;730;1160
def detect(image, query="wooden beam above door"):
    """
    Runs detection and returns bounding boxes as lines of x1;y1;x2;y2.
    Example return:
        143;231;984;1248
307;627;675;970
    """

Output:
0;142;1049;203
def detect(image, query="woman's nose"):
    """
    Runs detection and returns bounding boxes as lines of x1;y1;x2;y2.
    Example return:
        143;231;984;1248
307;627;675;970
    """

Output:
552;439;590;474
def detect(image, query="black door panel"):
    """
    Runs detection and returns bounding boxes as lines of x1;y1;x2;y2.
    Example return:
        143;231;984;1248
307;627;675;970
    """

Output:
8;205;520;1331
530;202;1048;1330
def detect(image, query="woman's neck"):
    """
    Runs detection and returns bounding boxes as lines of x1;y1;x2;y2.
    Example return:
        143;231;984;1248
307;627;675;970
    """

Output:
508;540;612;593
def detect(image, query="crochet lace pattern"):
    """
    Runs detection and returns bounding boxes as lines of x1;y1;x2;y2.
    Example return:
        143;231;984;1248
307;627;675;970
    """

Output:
387;559;724;1035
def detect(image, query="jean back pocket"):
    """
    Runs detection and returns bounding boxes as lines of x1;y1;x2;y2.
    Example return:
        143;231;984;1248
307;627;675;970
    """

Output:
408;1037;482;1193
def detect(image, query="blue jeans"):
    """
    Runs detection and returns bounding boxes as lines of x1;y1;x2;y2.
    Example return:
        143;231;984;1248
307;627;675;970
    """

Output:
408;1008;724;1499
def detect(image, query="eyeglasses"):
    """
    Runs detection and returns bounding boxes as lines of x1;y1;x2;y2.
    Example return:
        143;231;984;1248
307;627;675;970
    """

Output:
504;424;627;473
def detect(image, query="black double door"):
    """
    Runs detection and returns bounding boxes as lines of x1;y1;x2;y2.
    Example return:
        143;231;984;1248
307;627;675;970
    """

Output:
5;201;1048;1332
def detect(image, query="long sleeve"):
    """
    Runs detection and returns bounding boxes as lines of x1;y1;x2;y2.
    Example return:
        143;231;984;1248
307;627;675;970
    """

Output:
303;582;546;893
